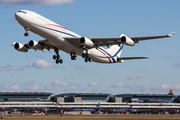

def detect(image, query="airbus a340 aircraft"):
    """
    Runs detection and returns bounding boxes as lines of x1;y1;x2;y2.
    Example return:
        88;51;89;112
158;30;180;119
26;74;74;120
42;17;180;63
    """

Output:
13;10;175;64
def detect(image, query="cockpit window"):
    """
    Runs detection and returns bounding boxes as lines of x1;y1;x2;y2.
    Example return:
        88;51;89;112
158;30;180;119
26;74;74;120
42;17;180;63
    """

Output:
18;11;27;14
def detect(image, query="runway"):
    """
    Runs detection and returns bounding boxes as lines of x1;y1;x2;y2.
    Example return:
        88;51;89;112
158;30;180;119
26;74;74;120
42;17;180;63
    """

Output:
2;114;180;120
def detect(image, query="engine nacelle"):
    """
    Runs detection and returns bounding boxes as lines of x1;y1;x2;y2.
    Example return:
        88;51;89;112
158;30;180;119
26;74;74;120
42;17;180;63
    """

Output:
29;40;44;51
120;34;135;46
14;42;28;52
79;37;94;48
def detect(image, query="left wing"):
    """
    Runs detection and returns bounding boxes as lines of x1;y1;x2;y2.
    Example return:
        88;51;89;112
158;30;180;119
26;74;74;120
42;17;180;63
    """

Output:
117;57;149;63
130;32;175;43
64;32;175;48
117;57;149;60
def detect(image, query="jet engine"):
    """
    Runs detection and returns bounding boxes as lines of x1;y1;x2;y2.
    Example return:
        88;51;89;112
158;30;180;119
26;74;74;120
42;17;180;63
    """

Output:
79;37;94;48
120;34;135;46
29;40;44;51
14;43;28;52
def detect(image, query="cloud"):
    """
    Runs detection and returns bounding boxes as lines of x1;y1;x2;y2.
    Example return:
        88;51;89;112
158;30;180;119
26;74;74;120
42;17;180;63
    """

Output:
10;85;20;90
160;84;180;90
0;80;71;92
89;87;112;93
173;62;180;68
87;82;99;87
0;65;23;71
51;80;69;86
0;84;20;91
128;75;142;80
132;83;180;94
110;83;124;88
23;81;35;86
26;59;54;69
0;0;75;6
68;86;77;90
30;84;45;91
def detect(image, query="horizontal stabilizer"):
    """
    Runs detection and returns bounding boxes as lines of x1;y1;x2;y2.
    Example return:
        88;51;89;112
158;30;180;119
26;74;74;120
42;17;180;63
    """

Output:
117;57;149;61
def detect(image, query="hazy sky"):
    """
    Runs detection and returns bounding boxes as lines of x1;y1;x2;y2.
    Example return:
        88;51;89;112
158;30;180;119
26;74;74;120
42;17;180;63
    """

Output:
0;0;179;95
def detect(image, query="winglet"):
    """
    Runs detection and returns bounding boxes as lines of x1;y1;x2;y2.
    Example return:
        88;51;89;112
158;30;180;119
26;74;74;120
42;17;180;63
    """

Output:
168;32;175;37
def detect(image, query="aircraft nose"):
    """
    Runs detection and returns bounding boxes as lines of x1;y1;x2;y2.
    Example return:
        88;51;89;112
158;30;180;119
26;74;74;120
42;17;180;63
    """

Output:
15;12;22;21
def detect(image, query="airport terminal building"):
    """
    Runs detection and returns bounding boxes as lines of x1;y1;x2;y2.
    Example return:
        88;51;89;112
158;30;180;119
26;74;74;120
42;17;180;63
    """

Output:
0;92;178;103
0;90;180;114
0;92;52;102
51;93;178;103
51;93;121;103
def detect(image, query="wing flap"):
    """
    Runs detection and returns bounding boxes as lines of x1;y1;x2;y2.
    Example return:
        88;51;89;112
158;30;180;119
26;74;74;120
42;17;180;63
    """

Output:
64;37;82;48
39;39;56;50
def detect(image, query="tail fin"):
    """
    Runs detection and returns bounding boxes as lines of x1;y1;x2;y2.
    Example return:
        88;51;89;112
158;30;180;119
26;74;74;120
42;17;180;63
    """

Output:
128;105;133;112
95;102;100;110
106;44;124;58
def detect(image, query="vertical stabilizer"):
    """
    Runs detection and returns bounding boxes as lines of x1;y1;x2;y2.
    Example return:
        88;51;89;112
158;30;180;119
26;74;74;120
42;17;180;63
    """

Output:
94;102;100;111
106;44;124;58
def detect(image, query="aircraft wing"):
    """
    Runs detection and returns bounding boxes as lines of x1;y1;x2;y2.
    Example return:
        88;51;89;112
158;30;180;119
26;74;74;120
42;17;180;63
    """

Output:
130;32;175;43
117;57;149;62
13;39;57;52
64;32;175;48
38;39;56;50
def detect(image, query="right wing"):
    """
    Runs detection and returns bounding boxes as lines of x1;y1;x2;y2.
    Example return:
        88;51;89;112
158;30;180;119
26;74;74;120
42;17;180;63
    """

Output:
13;39;56;52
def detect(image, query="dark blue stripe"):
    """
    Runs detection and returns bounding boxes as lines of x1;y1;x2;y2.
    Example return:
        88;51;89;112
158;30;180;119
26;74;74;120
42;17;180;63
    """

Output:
111;44;124;57
98;45;124;63
98;47;116;63
32;23;77;37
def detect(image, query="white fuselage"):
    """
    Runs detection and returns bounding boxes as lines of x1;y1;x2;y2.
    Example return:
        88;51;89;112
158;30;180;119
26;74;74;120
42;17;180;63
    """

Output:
15;10;122;63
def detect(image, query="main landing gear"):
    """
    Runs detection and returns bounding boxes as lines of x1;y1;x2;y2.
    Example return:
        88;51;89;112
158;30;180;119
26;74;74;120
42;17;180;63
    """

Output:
71;53;77;60
82;48;92;63
24;28;29;36
53;49;63;64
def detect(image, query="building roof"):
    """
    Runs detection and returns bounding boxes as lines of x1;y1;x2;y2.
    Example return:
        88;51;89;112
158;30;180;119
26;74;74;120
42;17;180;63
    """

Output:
52;93;111;98
114;94;177;98
0;92;53;96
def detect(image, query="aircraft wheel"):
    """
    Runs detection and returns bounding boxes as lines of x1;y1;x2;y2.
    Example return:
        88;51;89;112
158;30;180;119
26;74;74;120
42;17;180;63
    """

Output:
71;56;74;60
24;33;29;36
85;58;88;62
82;53;86;58
56;59;59;64
60;59;63;64
89;58;92;62
53;55;57;60
74;56;77;60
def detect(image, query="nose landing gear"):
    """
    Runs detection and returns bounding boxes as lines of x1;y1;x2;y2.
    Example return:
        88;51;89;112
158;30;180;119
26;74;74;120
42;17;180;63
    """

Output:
24;28;29;36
